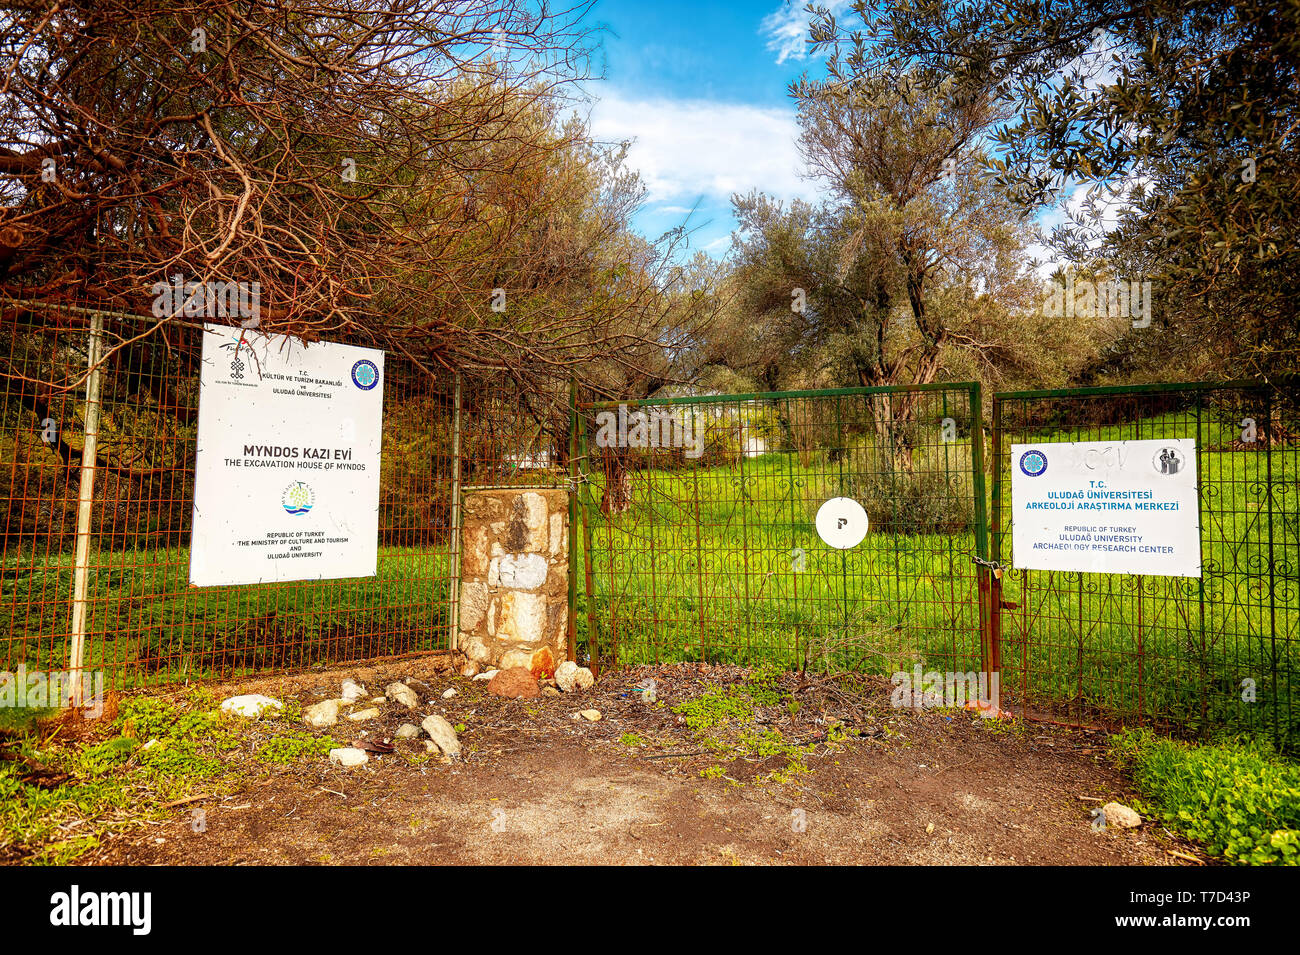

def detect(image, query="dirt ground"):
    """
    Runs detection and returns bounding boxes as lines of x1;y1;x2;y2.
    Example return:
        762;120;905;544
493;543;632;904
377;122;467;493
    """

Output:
80;656;1198;866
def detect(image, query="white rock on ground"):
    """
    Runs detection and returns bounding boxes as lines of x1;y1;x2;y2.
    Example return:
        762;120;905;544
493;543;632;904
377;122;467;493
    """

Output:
578;709;601;722
347;707;381;721
1101;802;1143;828
442;688;457;699
329;747;369;768
472;670;498;682
340;679;367;702
386;682;419;708
421;714;461;757
395;723;421;739
554;661;595;692
219;694;282;718
302;699;342;727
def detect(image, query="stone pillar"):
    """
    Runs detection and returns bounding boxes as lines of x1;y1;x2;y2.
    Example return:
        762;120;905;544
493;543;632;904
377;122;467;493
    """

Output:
457;488;568;676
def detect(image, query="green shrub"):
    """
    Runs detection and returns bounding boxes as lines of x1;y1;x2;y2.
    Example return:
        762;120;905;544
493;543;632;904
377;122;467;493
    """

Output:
850;466;972;534
1111;728;1300;865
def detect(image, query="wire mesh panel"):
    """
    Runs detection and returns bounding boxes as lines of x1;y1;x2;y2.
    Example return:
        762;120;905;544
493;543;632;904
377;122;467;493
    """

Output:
0;306;461;689
991;383;1299;747
573;384;987;680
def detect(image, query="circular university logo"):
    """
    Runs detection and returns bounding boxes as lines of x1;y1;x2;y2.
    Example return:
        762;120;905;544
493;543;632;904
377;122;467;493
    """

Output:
1152;446;1186;476
281;481;315;515
350;359;379;390
1019;449;1048;477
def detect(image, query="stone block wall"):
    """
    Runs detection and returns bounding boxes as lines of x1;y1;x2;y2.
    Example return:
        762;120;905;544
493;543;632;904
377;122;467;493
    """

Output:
457;488;568;675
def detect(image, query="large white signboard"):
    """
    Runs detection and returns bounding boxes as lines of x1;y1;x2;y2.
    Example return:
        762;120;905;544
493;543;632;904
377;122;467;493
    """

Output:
189;323;384;587
1011;439;1200;578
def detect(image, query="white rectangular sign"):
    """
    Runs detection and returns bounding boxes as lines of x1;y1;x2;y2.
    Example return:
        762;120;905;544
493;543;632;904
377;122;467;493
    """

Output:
1011;439;1200;578
189;324;384;587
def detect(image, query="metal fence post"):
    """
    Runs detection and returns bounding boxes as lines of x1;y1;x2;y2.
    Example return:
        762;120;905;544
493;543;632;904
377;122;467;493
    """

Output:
68;310;104;707
567;378;578;663
969;383;999;707
447;371;463;652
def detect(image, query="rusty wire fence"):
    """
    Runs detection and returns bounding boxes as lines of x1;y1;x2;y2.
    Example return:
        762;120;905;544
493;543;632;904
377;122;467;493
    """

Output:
0;304;549;690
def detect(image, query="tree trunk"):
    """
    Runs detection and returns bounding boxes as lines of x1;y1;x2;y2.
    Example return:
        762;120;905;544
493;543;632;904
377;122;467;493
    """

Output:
598;447;632;515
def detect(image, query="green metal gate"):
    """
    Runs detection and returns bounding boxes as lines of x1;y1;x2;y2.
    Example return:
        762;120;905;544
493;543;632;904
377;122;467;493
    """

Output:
570;384;991;680
989;382;1299;746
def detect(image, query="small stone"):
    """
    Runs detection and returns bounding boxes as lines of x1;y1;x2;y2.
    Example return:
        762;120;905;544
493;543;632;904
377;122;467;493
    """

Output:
347;707;381;721
543;686;560;697
386;682;419;708
579;709;601;721
555;661;578;691
520;492;548;550
329;747;369;767
473;669;499;682
370;696;387;704
549;512;563;555
530;646;556;680
303;699;342;728
219;694;282;719
395;723;421;739
421;714;461;757
555;661;595;692
497;552;548;589
442;688;457;699
1101;802;1142;828
140;738;160;751
459;581;489;631
488;667;540;699
425;741;440;754
499;648;534;671
341;679;367;702
463;635;492;665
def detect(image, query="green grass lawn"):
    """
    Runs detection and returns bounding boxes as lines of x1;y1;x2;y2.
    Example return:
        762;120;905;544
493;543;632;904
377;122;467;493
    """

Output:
1;545;452;687
2;407;1296;745
574;433;1299;745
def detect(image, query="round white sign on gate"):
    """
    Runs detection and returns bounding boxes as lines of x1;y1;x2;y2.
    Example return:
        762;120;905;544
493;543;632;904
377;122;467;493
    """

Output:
815;497;869;549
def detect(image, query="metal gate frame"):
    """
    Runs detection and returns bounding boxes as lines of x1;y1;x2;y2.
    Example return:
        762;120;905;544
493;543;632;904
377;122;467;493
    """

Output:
988;381;1297;746
570;382;993;681
569;377;1296;746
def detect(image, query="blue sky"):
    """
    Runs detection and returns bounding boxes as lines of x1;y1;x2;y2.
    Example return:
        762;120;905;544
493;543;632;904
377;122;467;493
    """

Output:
581;1;842;258
575;1;1105;274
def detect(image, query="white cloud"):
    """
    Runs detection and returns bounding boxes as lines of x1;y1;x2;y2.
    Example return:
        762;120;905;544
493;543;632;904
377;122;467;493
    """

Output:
759;1;849;65
588;91;815;207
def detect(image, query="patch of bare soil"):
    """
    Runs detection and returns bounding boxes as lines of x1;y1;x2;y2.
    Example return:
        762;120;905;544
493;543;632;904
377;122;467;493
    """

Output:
82;660;1198;866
